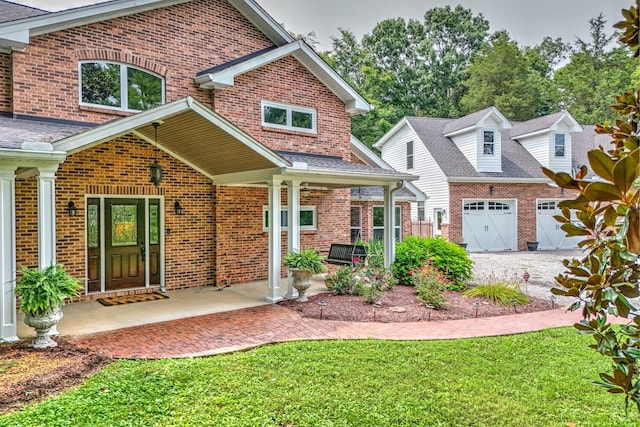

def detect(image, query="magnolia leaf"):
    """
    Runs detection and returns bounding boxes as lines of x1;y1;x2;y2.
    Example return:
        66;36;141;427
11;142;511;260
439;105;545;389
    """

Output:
588;150;615;182
584;182;623;202
561;223;592;236
603;206;618;227
558;196;589;210
626;208;640;254
613;155;638;195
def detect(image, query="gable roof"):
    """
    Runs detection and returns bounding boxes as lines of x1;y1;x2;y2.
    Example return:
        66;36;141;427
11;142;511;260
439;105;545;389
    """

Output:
0;0;47;23
0;0;293;52
442;106;511;137
406;116;551;181
510;110;583;139
195;40;371;114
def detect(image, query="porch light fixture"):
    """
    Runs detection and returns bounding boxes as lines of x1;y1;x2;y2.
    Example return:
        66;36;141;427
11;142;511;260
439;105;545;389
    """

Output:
149;122;163;186
174;200;184;215
489;185;496;195
66;201;77;217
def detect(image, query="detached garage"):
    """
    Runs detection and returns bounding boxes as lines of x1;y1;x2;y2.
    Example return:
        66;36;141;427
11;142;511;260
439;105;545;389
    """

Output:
536;200;581;250
462;199;517;252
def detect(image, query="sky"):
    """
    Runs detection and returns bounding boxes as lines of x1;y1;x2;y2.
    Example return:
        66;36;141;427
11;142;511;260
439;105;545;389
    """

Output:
12;0;632;50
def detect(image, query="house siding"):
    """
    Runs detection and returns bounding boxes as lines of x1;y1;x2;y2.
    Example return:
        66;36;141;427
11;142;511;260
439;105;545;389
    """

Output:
378;123;414;172
476;126;502;172
451;131;477;170
548;132;572;173
520;134;550;168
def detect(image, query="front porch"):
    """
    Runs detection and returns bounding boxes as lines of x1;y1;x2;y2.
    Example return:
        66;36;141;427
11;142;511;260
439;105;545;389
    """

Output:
17;276;328;339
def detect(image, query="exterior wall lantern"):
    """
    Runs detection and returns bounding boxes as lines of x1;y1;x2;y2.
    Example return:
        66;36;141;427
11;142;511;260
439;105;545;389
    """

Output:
489;185;496;195
66;201;78;217
174;200;184;215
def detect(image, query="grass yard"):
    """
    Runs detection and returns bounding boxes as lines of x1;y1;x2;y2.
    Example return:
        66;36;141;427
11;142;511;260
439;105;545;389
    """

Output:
1;327;639;426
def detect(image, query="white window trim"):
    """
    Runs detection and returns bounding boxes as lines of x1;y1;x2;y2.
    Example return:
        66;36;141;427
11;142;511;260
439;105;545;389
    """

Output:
78;61;165;113
554;133;566;158
406;140;414;170
262;205;317;231
373;205;402;241
482;130;495;156
261;100;317;134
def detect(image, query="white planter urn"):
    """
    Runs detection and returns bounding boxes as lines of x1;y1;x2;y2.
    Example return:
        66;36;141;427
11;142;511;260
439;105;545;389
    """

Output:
23;309;63;348
290;268;313;302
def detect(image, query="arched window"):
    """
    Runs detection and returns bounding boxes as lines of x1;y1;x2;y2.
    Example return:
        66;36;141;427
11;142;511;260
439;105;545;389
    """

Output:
79;62;165;112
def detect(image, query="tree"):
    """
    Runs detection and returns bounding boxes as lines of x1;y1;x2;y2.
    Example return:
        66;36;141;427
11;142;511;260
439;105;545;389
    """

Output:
543;3;640;412
554;13;636;124
460;32;558;121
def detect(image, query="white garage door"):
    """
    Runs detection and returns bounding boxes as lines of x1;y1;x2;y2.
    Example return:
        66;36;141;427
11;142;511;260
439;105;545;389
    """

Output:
536;200;581;250
463;200;517;252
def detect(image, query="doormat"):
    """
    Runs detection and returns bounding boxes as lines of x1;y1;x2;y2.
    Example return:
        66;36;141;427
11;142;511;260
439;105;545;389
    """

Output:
96;292;168;307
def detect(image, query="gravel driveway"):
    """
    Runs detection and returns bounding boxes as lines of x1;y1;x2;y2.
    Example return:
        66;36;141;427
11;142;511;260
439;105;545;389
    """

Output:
468;249;584;306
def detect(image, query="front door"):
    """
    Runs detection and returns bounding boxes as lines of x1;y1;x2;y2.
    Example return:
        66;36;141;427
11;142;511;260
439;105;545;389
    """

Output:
105;199;146;291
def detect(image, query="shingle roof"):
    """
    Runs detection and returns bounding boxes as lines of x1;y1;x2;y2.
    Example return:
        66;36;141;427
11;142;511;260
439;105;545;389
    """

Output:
275;150;404;176
509;111;567;138
0;0;48;23
0;116;94;149
442;106;494;135
406;116;548;179
196;46;278;76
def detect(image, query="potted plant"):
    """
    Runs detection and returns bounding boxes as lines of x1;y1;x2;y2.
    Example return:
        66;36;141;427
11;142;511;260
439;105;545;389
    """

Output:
15;264;83;348
283;248;327;302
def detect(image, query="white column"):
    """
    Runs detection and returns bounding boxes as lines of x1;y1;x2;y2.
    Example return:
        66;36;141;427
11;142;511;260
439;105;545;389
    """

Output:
285;180;301;299
266;179;283;303
383;184;395;268
37;165;59;269
0;166;18;342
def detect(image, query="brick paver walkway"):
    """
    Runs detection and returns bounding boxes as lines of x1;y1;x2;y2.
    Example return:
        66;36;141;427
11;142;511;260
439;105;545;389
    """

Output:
70;305;587;359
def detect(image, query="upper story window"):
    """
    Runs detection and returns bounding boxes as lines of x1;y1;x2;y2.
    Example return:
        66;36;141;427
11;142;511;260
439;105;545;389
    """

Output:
406;140;414;169
261;101;317;134
80;62;164;112
483;131;495;155
555;133;566;157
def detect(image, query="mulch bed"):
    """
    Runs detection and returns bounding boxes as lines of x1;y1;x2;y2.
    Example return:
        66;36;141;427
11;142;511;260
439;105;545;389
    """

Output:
278;284;556;323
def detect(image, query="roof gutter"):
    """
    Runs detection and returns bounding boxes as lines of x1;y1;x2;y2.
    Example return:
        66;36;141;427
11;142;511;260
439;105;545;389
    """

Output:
447;176;550;184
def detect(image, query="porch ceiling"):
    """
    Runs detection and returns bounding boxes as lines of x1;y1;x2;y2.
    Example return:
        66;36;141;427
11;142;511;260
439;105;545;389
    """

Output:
134;110;282;178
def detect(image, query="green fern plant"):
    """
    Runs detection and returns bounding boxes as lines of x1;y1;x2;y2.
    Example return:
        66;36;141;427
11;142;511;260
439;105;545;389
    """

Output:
15;265;83;316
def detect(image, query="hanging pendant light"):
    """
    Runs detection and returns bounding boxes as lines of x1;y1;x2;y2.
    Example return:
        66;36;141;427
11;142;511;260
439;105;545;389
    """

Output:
150;122;163;186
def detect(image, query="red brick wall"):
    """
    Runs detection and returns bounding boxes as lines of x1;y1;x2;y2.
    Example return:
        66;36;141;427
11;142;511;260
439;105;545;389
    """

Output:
0;53;10;112
215;186;350;286
213;58;352;159
448;182;574;250
10;0;272;121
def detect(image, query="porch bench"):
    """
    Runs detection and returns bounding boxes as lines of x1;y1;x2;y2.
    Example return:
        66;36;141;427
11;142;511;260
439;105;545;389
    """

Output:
325;244;367;266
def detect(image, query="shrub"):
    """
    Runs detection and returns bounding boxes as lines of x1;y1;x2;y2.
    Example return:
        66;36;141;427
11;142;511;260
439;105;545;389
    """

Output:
325;266;360;295
364;239;385;269
412;263;448;309
464;282;530;306
392;236;473;289
357;266;397;304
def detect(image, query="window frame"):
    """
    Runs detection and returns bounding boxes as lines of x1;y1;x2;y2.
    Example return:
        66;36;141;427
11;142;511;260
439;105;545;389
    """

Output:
554;133;566;157
79;61;165;113
406;140;414;169
483;130;495;156
350;206;362;243
372;205;402;241
261;100;317;134
262;205;317;231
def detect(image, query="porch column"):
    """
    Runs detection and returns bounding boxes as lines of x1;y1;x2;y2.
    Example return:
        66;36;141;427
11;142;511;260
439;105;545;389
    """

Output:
0;166;18;342
383;184;395;268
37;165;59;269
266;179;283;303
285;180;301;299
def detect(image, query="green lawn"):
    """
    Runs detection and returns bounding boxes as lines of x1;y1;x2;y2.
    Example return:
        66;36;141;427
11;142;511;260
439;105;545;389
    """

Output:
2;328;639;426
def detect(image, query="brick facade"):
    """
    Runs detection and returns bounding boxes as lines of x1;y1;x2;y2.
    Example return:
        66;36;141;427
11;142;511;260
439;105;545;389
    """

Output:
0;53;10;113
448;182;572;251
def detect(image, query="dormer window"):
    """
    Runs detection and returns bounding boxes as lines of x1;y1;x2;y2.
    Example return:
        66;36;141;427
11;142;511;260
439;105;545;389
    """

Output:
555;134;566;157
483;131;494;155
261;101;316;133
80;62;164;112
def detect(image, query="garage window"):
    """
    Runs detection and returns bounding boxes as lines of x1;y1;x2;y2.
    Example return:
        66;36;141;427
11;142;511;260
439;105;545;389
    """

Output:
488;201;510;211
464;202;485;211
538;201;556;210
